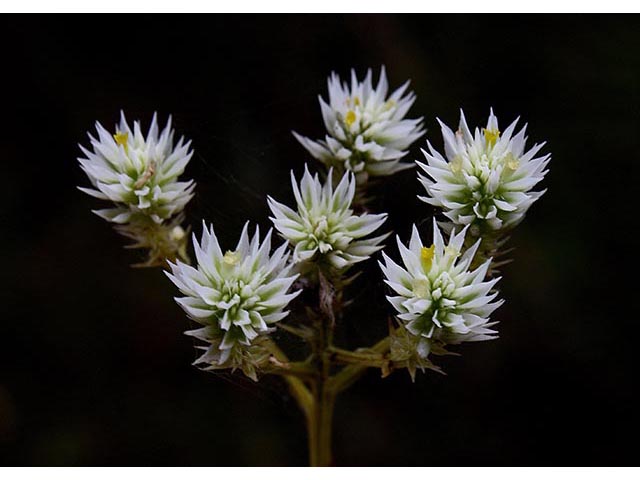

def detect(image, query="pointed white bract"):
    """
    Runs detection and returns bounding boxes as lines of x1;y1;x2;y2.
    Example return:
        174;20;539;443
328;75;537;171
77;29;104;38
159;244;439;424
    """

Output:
268;166;388;271
417;109;550;236
78;112;195;224
380;220;503;358
166;222;301;367
293;66;424;184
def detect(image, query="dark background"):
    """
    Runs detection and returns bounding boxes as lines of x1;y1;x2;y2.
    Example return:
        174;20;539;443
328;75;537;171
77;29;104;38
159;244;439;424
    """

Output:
1;14;637;465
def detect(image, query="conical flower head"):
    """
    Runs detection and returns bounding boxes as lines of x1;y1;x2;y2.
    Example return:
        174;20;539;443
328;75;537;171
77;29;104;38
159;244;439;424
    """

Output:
294;66;424;185
166;222;300;367
380;220;503;358
78;111;195;224
417;109;550;236
268;166;388;271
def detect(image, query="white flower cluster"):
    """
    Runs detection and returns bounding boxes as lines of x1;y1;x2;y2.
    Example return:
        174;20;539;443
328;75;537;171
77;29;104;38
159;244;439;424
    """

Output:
294;67;424;185
417;109;550;237
78;112;195;224
268;166;388;271
79;66;551;384
167;223;300;367
380;220;502;358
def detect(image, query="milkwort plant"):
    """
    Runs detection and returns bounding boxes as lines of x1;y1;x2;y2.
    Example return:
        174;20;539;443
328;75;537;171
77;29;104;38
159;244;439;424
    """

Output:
77;66;550;466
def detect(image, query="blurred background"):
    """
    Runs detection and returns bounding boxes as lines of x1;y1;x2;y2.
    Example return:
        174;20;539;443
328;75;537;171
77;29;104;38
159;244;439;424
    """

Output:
0;14;637;465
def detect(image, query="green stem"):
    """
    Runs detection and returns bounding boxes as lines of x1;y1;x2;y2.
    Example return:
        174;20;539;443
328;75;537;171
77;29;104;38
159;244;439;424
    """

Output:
317;386;336;466
329;346;389;366
287;376;314;419
308;364;336;466
307;272;338;466
329;336;391;394
268;274;398;466
264;339;313;418
262;360;317;379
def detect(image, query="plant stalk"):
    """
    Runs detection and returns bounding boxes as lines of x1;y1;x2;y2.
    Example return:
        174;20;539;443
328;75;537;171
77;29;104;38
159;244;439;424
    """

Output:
307;375;336;466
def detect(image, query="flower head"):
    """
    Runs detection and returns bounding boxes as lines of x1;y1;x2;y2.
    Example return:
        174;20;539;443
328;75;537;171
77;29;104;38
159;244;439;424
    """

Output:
268;166;388;271
166;222;300;369
294;66;424;185
417;109;550;237
380;220;502;358
78;111;195;224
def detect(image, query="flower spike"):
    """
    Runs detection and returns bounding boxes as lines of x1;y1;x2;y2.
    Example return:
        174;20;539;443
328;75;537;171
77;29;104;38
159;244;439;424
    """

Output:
294;66;424;187
167;222;301;378
417;108;550;237
268;165;389;272
380;219;503;360
78;111;195;225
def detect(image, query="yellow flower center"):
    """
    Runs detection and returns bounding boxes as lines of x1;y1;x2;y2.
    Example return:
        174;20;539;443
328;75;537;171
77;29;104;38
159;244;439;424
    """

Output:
353;96;361;106
345;110;357;127
113;131;129;152
223;250;240;266
505;153;520;171
449;156;463;173
421;245;435;270
444;246;460;258
413;278;430;298
483;128;500;147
